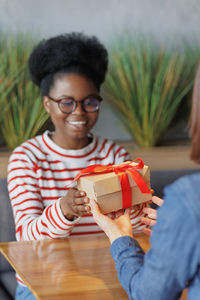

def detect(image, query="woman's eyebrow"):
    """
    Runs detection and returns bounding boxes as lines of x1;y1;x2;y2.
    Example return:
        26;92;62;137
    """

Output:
53;94;73;98
56;93;99;99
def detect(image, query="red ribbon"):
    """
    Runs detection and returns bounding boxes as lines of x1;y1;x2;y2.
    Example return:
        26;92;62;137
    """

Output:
72;158;151;209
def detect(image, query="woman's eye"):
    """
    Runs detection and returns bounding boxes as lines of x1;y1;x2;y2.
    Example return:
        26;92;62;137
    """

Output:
85;98;100;106
61;99;74;106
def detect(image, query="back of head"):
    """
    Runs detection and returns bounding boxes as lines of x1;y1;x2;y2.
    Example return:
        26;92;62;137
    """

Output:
190;64;200;163
28;32;108;95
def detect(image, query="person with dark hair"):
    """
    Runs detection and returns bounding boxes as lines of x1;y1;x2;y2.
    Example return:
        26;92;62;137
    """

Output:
190;64;200;162
89;65;200;300
142;64;200;236
7;32;147;299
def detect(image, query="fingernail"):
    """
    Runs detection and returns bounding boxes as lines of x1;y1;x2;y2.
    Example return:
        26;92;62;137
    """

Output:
149;214;155;218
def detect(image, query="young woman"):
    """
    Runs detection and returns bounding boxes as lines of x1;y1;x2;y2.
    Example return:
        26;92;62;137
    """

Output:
90;64;200;300
7;32;147;299
141;64;200;235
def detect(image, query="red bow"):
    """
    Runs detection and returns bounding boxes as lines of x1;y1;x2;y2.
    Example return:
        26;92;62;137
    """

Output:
73;158;151;209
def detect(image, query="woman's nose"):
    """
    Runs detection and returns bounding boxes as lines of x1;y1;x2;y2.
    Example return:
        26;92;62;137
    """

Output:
72;101;85;114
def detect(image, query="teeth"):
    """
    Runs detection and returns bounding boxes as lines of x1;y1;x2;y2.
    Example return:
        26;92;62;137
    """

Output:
68;121;86;125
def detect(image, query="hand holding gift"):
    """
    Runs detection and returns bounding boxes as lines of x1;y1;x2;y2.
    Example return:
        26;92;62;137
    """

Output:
60;188;90;220
90;198;133;244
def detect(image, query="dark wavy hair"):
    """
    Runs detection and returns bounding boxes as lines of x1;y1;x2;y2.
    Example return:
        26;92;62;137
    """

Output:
28;32;108;95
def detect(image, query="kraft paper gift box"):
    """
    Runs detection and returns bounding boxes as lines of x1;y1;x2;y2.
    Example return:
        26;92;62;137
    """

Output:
76;159;151;214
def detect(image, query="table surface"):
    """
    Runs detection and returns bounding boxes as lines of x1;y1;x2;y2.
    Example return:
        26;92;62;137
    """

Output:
0;234;187;300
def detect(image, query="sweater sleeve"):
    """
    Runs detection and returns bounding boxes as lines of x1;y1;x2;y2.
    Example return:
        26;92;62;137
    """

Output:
111;179;200;300
8;148;80;241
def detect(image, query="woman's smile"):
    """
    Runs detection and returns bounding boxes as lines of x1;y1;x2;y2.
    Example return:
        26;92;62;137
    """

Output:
66;119;88;130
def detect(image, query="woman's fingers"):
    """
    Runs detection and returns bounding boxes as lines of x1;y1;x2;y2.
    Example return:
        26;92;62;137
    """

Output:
141;216;156;227
124;207;132;216
143;207;157;219
142;227;152;236
107;212;116;219
77;204;90;212
90;199;134;243
141;198;163;237
115;209;125;218
152;196;164;207
74;190;86;197
73;196;89;205
90;199;111;228
89;198;101;215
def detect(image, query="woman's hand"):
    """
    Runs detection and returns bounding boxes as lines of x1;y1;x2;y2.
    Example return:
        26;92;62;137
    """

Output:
141;196;164;236
60;188;90;220
90;198;133;244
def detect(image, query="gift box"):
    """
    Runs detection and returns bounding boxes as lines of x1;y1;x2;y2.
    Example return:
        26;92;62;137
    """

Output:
76;159;151;214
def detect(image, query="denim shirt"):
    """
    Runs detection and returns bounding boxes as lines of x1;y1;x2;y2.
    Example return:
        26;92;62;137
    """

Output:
111;173;200;300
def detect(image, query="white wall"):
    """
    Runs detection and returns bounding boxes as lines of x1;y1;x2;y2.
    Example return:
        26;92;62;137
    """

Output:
0;0;199;141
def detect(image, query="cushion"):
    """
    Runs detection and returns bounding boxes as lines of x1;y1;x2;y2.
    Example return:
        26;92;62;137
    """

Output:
0;271;17;299
0;178;16;273
151;168;200;199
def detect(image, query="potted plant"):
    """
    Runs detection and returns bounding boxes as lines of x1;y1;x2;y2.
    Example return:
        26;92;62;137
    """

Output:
103;35;197;147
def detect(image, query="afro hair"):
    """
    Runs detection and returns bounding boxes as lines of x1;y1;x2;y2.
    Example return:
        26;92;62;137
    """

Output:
28;32;108;94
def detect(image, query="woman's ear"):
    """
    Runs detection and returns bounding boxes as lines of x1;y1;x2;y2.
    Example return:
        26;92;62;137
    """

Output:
43;96;50;114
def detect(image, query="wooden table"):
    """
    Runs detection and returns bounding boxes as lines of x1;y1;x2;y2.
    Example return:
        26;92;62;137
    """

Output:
0;234;187;300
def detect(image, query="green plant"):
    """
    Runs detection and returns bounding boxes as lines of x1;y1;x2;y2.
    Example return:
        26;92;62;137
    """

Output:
0;49;21;123
0;33;49;150
103;35;197;147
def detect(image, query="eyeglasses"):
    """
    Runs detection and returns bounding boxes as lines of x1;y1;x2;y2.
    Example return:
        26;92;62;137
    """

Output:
48;94;103;114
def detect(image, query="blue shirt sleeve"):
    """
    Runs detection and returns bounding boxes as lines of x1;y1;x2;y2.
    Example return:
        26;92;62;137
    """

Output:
111;175;200;300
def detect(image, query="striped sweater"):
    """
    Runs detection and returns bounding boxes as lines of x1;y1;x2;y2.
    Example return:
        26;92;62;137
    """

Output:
8;130;146;242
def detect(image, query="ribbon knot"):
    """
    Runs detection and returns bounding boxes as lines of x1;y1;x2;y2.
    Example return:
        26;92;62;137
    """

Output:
72;158;151;209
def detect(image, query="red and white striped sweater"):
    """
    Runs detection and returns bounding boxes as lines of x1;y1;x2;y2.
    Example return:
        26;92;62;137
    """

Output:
8;131;147;285
8;130;146;242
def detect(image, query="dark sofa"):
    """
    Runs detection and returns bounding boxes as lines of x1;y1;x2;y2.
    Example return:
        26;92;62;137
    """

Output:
0;179;17;299
0;168;199;299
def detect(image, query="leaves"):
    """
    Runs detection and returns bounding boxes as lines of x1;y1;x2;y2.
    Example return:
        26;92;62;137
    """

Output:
0;32;49;150
103;35;198;147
